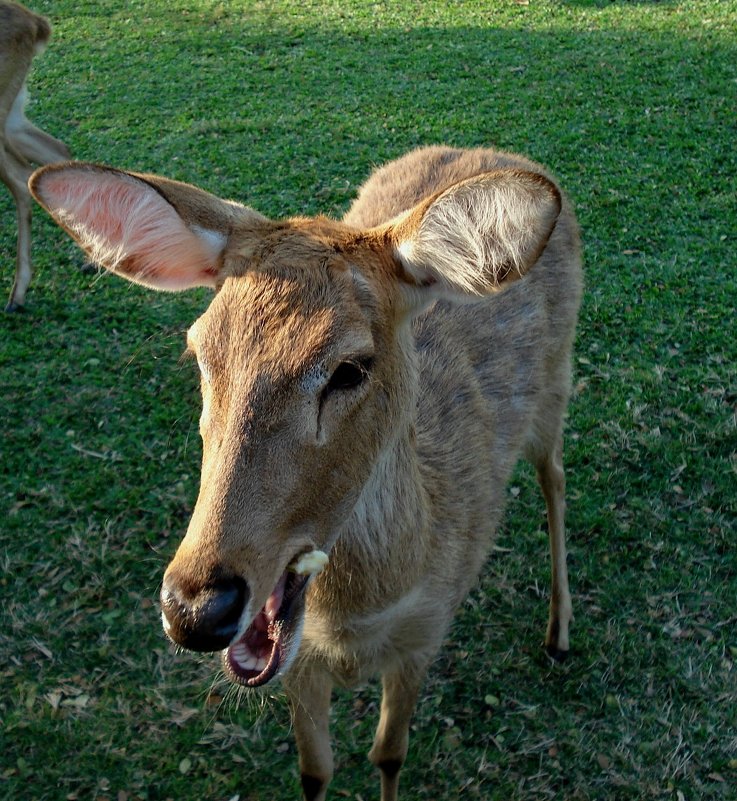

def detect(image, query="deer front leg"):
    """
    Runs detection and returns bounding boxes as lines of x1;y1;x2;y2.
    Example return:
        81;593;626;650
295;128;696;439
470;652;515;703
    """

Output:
0;149;33;311
368;662;426;801
285;667;334;801
536;432;573;660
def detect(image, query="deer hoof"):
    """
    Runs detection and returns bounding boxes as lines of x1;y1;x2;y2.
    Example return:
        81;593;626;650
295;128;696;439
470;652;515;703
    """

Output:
545;643;569;663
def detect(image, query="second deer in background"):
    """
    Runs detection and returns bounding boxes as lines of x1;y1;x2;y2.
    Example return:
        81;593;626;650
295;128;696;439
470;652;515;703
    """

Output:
1;0;69;311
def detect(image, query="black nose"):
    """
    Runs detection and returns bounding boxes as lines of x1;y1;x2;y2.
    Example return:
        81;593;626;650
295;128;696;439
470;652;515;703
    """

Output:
160;573;249;652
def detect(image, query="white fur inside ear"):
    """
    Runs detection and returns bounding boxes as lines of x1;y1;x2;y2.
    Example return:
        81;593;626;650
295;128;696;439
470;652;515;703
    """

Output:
396;175;559;297
192;225;228;258
39;169;225;291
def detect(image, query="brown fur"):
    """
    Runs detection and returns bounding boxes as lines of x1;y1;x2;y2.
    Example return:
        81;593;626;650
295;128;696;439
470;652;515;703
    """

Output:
1;0;69;310
30;146;582;800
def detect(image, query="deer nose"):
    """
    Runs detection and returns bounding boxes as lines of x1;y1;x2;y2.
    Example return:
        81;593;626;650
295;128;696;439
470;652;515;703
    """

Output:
160;573;249;652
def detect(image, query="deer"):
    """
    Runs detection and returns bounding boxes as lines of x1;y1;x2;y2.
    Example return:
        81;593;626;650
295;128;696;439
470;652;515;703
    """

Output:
29;144;582;801
1;0;69;311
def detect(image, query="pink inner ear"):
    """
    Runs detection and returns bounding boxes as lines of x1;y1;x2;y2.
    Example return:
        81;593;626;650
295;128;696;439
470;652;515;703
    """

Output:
40;168;224;291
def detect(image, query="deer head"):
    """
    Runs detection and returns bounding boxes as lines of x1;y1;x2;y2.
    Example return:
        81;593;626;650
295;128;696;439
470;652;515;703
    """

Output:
30;161;560;687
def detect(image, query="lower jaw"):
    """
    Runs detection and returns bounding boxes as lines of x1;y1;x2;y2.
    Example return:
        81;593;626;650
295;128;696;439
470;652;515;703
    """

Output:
223;634;282;687
223;578;308;687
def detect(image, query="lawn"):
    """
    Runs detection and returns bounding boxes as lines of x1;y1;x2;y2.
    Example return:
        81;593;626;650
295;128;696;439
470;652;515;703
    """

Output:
1;1;735;800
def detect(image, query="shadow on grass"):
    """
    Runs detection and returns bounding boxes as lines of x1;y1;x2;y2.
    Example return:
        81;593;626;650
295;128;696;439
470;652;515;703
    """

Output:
563;0;680;7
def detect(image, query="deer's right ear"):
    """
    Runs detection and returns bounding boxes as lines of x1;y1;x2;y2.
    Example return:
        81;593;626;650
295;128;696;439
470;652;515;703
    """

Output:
29;162;268;291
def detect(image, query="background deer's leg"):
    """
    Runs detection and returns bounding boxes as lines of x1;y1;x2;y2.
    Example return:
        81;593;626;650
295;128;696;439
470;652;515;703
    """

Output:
368;661;426;801
286;667;334;801
1;53;34;311
536;429;573;660
6;87;70;165
0;148;33;311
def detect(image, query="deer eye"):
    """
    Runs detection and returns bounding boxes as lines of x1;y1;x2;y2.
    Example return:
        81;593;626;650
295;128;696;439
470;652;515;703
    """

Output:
325;357;373;395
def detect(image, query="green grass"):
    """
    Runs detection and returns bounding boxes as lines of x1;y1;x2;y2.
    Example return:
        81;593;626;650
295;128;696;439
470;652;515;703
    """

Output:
1;1;736;799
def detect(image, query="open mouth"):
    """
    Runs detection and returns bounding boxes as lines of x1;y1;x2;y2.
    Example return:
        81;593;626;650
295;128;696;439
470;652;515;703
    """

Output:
223;569;309;687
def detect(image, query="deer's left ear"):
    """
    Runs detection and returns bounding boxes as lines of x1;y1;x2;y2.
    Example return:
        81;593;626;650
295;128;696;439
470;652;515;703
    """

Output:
30;162;268;291
388;169;561;303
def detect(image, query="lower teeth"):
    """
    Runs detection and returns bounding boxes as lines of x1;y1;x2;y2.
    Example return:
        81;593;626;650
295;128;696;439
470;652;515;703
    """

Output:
231;648;268;674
